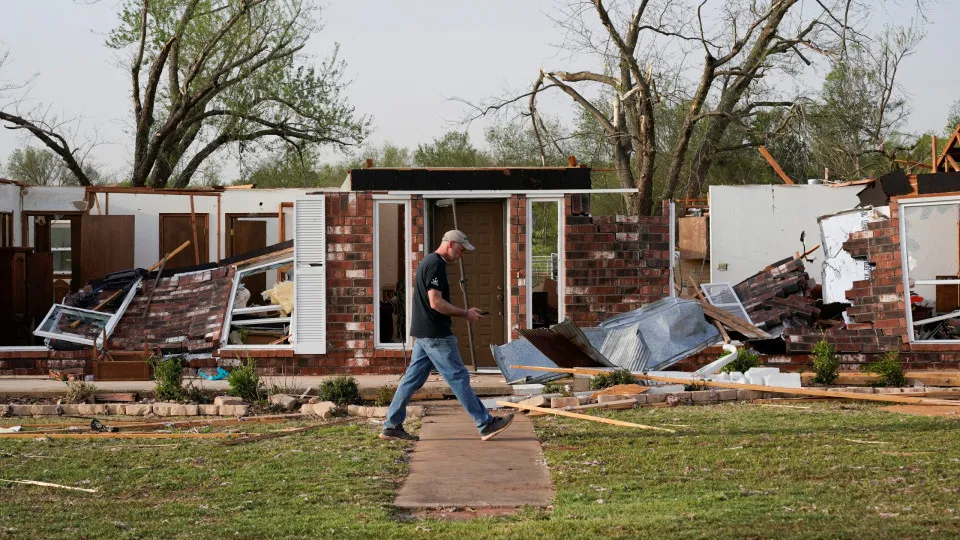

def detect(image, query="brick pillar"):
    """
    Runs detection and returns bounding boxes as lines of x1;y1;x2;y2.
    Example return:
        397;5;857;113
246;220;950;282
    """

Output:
509;194;527;339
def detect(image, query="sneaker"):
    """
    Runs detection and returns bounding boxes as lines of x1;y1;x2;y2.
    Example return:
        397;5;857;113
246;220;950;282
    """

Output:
480;413;515;441
379;427;419;441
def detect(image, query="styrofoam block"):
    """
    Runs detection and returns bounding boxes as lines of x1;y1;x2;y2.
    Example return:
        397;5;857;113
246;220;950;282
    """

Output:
646;384;687;394
744;367;780;378
763;372;802;388
512;384;545;395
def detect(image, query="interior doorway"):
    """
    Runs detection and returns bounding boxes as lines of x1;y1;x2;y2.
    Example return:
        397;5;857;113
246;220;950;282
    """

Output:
431;200;506;369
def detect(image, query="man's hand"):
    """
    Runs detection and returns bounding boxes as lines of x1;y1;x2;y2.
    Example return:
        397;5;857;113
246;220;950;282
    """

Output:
466;307;484;321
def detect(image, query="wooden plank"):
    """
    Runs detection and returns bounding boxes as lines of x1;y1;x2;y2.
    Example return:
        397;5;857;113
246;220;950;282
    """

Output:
689;277;730;343
800;371;960;387
497;401;675;432
881;405;960;417
93;392;137;403
759;146;795;185
0;432;236;440
220;418;358;446
189;195;200;265
510;365;960;407
946;155;960;173
0;479;98;493
697;298;771;339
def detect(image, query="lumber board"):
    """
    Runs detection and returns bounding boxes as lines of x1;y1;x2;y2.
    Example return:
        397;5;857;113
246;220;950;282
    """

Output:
697;299;772;339
759;146;795;184
0;432;236;440
0;479;98;493
220;418;358;446
800;371;960;387
560;398;637;411
93;393;138;403
510;365;960;407
497;401;675;432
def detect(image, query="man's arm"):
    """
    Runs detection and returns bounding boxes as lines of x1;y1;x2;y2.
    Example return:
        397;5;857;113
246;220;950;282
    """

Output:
428;289;483;321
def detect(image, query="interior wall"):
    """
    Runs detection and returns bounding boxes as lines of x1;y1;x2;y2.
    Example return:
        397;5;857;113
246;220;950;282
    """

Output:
21;186;87;213
0;183;21;246
902;202;960;303
710;185;862;285
221;189;312;247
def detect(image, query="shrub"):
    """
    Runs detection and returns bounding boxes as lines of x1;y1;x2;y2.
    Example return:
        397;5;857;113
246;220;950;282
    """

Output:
318;375;362;406
589;369;635;390
64;379;97;404
721;348;762;373
374;385;395;407
863;350;906;387
811;337;840;385
150;356;186;401
227;358;263;401
542;381;571;396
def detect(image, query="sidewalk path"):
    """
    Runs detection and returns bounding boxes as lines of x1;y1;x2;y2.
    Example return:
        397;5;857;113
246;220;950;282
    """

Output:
394;408;553;509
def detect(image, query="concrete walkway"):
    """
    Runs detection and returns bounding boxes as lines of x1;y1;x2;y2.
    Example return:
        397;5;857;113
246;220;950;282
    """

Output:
0;374;513;399
394;408;553;509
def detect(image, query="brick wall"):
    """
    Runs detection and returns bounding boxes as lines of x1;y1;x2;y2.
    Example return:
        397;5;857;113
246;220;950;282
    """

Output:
783;203;906;354
0;350;89;376
563;198;672;327
508;194;527;339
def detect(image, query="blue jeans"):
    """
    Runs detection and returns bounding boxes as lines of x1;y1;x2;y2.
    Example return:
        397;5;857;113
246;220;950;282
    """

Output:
384;336;494;432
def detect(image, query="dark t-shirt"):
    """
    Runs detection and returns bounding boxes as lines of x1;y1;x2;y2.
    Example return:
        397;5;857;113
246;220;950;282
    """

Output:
410;253;453;338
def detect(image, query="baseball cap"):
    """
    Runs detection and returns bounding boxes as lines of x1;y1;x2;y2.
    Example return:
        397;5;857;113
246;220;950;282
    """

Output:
442;230;475;251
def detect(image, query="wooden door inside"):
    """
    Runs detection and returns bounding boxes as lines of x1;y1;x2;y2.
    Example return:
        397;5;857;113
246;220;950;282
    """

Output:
431;200;506;369
229;219;268;304
159;214;209;269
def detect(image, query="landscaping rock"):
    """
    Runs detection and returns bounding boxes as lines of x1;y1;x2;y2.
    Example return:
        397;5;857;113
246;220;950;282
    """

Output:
690;390;716;403
199;405;220;416
405;405;425;418
219;404;249;417
31;405;60;416
59;404;81;416
77;404;109;416
124;404;153;416
9;404;31;416
737;390;763;401
268;394;298;411
716;389;739;401
550;397;580;409
0;404;8;417
214;396;244;406
630;394;648;405
645;393;667;404
597;394;628;405
301;401;337;418
518;395;549;408
106;404;125;415
152;403;175;416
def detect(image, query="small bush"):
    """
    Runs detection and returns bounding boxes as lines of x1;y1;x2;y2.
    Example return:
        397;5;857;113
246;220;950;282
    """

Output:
150;356;186;401
863;350;906;387
542;381;571;396
721;348;762;374
64;379;97;404
318;375;362;406
589;369;635;390
811;337;840;385
374;385;395;407
228;358;263;401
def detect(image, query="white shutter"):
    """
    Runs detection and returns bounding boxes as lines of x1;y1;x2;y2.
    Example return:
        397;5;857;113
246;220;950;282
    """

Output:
700;282;753;325
294;197;326;354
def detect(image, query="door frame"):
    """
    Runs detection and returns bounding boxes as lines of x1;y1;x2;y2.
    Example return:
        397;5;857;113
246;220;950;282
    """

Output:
423;195;510;372
525;195;565;329
224;212;277;258
158;212;211;264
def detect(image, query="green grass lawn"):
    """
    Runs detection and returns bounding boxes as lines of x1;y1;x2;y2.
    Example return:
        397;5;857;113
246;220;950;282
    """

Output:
1;403;959;538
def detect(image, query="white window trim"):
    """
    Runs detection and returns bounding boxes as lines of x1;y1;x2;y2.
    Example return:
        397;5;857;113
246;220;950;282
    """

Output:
220;256;295;349
525;196;565;330
374;200;412;349
899;195;960;343
34;277;142;347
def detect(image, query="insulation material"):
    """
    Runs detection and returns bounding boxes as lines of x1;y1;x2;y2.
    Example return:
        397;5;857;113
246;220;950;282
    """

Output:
819;208;883;304
263;281;294;316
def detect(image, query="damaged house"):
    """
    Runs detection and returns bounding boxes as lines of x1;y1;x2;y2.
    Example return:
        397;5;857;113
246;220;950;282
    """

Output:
0;166;676;378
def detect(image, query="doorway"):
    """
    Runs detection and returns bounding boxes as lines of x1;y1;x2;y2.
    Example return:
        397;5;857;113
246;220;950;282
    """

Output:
431;200;506;369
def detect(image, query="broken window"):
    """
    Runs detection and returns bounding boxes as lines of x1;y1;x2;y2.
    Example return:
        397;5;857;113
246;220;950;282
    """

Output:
901;199;960;341
222;256;294;349
375;201;409;348
50;219;72;274
528;198;562;329
34;274;143;348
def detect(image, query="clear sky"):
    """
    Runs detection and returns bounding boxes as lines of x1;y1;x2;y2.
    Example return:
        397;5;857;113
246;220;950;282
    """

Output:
0;0;957;181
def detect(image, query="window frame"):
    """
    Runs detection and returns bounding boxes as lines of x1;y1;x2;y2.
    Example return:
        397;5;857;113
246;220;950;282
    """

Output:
373;199;412;350
525;196;565;330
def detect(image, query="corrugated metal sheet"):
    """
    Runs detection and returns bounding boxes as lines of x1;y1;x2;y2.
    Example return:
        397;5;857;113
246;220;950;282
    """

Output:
518;319;613;368
490;328;610;384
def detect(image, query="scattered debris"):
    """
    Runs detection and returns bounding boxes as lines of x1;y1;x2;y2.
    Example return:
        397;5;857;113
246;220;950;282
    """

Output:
0;479;98;493
497;401;675;432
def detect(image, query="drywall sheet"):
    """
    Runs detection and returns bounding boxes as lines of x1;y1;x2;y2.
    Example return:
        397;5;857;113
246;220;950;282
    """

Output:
819;208;881;304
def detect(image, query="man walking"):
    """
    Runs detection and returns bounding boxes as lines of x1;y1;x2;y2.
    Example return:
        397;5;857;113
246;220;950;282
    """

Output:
380;230;514;442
